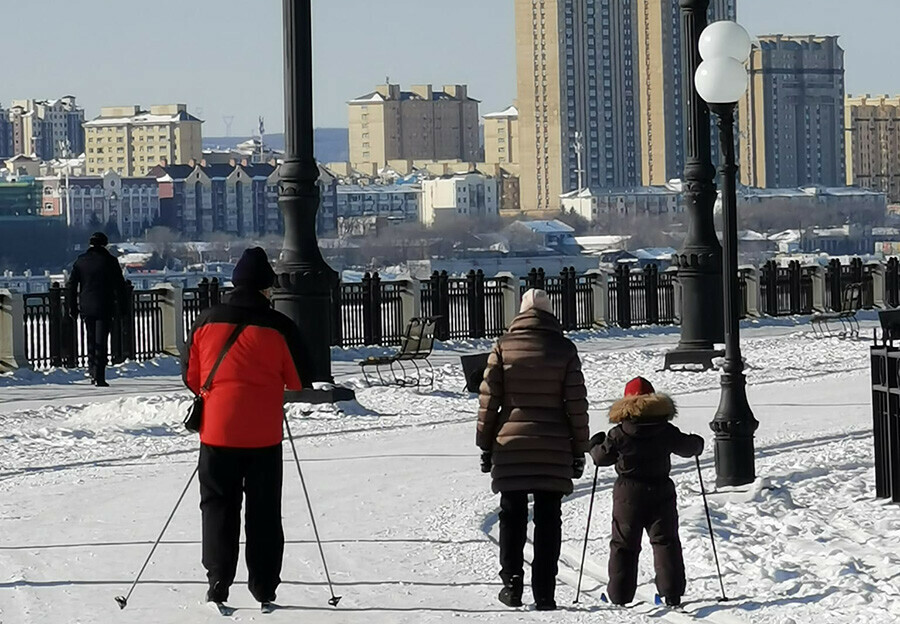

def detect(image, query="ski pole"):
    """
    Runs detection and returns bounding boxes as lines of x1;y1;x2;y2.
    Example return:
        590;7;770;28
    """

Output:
115;465;198;609
283;413;342;607
573;465;599;604
695;455;727;601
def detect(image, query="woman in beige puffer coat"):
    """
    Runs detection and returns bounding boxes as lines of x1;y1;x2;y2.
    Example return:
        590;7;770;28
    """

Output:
476;288;589;611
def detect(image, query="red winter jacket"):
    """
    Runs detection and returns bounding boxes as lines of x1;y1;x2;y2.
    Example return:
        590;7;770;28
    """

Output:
182;288;310;448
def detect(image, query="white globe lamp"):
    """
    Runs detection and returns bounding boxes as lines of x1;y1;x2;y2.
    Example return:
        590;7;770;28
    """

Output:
699;20;752;63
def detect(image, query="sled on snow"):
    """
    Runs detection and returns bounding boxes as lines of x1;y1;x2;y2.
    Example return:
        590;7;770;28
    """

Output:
809;282;862;339
359;316;438;388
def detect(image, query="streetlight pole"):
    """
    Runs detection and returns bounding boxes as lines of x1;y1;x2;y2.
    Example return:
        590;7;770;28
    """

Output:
274;0;351;400
665;0;725;371
695;21;759;487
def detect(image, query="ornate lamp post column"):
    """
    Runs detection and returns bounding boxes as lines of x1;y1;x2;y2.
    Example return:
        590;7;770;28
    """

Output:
274;0;351;401
695;21;759;487
665;0;724;371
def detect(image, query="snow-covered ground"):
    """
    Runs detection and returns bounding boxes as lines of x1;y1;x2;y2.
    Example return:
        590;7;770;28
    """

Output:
0;322;892;623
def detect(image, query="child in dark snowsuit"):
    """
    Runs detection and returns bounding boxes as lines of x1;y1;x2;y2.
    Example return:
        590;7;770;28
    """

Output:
590;377;703;607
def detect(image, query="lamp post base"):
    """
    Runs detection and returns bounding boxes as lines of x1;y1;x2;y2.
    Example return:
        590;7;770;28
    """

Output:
664;348;724;371
711;371;758;487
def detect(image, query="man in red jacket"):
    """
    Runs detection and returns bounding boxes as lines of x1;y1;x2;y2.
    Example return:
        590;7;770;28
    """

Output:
182;247;310;611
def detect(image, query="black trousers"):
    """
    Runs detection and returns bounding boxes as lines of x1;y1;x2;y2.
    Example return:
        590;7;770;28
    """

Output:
607;479;685;605
498;491;563;604
199;443;284;603
83;317;110;382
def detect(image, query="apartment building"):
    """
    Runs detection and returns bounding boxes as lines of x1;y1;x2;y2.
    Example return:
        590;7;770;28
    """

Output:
739;35;846;188
6;96;85;160
483;105;519;167
846;95;900;203
38;170;160;239
636;0;735;186
348;83;480;169
84;104;203;177
420;173;499;227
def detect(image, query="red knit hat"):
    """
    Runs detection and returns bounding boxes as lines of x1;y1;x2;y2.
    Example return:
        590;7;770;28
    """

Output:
624;376;655;397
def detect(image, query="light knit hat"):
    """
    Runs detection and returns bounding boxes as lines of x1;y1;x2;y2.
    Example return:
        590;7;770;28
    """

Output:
520;288;554;315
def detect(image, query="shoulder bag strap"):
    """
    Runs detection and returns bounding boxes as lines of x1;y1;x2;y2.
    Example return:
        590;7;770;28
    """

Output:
200;324;246;392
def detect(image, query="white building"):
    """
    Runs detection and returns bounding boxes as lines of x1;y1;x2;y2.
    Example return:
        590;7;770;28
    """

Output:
420;172;499;227
560;186;681;222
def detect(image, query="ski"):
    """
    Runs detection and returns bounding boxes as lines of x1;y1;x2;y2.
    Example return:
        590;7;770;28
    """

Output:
654;594;685;611
205;601;235;616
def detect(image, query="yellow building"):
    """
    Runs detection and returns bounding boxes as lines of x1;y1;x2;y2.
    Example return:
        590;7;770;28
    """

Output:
846;95;900;203
483;105;519;167
347;84;480;169
83;104;203;176
739;36;846;188
635;0;735;186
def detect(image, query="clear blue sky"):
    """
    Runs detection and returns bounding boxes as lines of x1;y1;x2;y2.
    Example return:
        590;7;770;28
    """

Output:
3;0;896;135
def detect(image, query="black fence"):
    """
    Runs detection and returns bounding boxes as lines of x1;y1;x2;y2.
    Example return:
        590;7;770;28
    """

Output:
22;282;166;370
19;257;900;370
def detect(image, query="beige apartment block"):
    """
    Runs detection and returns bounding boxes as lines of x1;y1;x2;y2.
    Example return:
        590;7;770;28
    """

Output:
483;105;519;166
348;83;479;169
846;95;900;203
83;104;202;177
515;0;652;214
739;35;846;188
635;0;735;186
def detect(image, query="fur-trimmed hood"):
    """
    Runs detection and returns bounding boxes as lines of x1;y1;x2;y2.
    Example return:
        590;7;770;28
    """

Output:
608;393;676;423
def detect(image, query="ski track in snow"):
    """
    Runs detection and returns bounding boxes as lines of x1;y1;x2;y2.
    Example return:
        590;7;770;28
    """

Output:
0;326;893;623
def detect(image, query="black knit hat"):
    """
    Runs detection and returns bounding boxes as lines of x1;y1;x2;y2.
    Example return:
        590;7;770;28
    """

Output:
89;231;109;247
232;247;276;290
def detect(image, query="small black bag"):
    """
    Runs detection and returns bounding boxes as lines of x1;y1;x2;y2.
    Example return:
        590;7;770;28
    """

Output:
184;324;246;433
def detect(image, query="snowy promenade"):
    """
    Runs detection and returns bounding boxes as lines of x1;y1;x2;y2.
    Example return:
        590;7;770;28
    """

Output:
0;323;895;623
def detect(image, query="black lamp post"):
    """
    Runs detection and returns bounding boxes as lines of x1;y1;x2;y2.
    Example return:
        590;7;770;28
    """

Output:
274;0;353;401
665;0;725;372
695;22;759;487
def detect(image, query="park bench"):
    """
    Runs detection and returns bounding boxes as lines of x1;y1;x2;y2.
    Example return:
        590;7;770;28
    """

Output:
810;282;862;339
359;316;438;387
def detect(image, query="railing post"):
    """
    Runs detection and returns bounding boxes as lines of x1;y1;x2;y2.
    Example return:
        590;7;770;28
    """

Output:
436;270;450;341
585;269;608;328
887;257;899;308
851;257;864;285
475;269;486;338
496;272;521;329
331;279;343;347
210;277;221;306
810;264;827;312
0;289;29;372
615;264;631;329
645;264;660;325
525;268;538;290
154;283;185;357
466;270;479;339
868;262;884;309
670;267;683;325
828;258;842;312
371;272;383;344
48;282;64;368
198;277;211;310
741;266;761;318
761;260;777;316
536;267;546;290
397;275;421;330
789;260;802;315
362;272;375;345
113;280;135;363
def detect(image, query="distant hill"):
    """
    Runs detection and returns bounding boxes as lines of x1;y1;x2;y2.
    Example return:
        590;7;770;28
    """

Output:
203;128;349;163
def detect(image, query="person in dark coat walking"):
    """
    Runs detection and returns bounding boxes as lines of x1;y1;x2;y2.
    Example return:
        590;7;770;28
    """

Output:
182;247;311;610
66;232;127;386
477;288;590;611
590;377;704;607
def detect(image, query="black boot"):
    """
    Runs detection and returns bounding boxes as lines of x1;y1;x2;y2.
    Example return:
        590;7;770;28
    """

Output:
664;595;682;607
94;366;109;387
498;575;523;608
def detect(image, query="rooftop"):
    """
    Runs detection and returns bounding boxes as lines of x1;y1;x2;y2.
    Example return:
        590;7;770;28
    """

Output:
483;105;518;119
